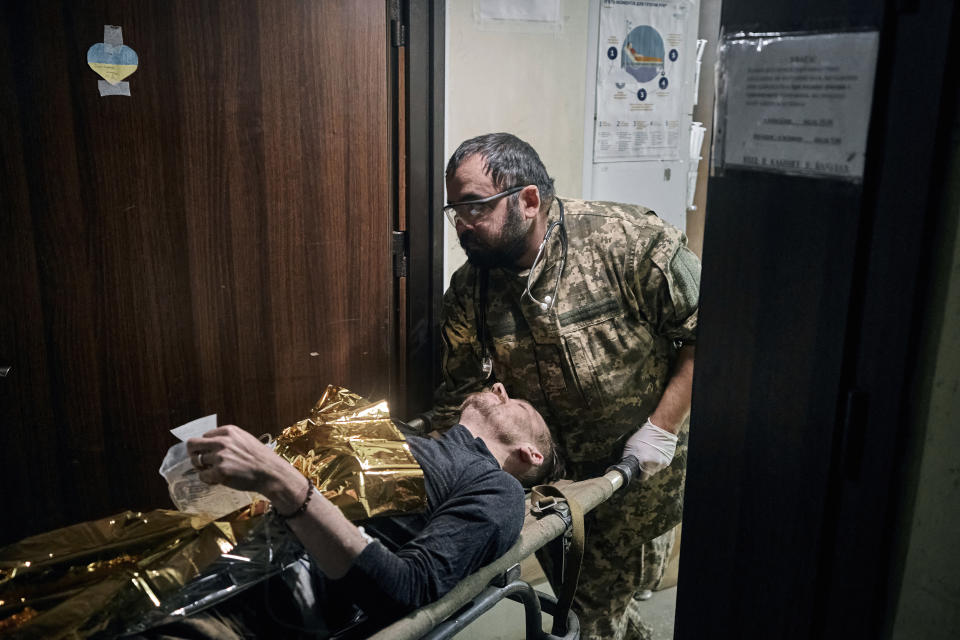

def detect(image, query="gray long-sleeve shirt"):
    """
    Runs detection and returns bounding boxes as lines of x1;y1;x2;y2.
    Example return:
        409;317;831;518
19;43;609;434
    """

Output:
334;424;525;621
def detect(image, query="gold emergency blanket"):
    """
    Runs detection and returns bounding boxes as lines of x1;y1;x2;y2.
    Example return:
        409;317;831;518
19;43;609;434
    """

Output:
274;384;427;521
0;385;426;639
0;509;265;639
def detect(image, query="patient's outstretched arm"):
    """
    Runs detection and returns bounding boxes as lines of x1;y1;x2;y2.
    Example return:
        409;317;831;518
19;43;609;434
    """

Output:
186;425;369;579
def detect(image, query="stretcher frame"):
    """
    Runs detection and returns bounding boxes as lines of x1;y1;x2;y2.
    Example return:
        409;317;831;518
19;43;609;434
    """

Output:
365;460;636;640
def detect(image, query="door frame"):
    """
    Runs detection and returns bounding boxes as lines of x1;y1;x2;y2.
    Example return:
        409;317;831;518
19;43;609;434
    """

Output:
395;0;445;418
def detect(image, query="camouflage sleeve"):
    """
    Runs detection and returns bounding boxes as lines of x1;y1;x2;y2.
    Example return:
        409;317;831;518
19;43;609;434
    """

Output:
632;225;701;344
432;271;489;431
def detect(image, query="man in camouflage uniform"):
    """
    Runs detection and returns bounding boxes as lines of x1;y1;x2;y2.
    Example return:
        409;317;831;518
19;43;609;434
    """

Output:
430;133;699;640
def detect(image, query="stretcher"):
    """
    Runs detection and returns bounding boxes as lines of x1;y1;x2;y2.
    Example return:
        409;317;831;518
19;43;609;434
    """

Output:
0;415;639;640
364;446;643;640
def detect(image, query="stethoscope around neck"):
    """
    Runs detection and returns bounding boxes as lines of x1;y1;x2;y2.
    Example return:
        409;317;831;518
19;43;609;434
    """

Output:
470;198;568;387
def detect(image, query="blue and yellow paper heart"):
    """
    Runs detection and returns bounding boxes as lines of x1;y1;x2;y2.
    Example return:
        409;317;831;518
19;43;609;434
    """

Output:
87;40;138;84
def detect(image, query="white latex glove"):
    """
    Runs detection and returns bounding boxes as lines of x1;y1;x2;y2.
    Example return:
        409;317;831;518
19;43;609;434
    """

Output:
622;418;678;478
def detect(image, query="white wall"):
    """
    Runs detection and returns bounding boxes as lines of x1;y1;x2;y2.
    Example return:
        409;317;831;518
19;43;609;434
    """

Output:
444;0;590;285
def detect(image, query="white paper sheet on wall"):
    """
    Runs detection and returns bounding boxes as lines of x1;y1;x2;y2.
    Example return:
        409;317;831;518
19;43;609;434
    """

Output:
475;0;561;23
473;0;563;34
593;0;693;162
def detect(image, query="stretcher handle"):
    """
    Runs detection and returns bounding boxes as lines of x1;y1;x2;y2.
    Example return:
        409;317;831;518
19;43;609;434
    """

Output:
605;455;642;490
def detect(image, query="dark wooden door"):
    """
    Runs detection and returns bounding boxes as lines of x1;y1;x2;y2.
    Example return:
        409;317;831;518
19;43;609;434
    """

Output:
0;1;396;545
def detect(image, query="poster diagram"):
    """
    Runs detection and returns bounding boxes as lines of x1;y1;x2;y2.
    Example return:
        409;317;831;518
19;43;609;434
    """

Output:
594;0;691;162
622;26;664;83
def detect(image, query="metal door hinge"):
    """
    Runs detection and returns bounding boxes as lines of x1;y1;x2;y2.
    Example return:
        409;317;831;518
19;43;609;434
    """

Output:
391;20;407;47
390;0;407;47
392;230;408;278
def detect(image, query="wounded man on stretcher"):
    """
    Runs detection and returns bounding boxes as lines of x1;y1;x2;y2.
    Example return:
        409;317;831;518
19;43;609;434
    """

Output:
125;383;560;639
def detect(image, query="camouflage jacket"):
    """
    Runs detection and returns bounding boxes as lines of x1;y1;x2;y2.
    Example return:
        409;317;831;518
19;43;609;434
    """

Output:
434;197;700;474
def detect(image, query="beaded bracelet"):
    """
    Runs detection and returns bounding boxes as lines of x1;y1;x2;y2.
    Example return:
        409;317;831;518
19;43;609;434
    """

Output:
273;475;314;520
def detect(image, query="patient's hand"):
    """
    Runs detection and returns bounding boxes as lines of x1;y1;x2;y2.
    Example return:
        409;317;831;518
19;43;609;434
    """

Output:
189;427;369;580
186;425;302;505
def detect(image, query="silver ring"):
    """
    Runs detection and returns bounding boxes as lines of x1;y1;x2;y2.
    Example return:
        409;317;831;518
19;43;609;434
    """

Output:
197;452;205;468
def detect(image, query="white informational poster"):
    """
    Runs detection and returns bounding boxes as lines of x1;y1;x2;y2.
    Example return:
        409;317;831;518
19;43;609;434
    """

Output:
593;0;693;162
716;31;880;181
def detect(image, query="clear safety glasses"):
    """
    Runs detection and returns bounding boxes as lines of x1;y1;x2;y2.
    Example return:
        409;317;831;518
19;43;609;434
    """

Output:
442;185;529;227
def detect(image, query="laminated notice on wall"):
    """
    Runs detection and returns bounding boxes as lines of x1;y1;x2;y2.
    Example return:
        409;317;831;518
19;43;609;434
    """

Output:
593;0;694;162
713;31;880;182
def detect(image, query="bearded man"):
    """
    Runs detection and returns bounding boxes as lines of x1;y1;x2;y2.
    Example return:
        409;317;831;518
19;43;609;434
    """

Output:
430;132;700;640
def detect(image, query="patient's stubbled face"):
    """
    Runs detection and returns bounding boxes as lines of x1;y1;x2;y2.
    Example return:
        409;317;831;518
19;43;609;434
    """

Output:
461;383;548;447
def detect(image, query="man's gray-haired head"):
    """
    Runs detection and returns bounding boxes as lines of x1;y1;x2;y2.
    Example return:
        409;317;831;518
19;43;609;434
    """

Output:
446;133;556;212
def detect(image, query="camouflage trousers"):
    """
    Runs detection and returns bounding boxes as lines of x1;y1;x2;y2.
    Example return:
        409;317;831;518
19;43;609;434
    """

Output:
537;458;685;640
618;529;677;640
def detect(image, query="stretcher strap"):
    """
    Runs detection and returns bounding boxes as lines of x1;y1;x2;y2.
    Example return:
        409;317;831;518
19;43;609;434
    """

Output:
531;484;585;636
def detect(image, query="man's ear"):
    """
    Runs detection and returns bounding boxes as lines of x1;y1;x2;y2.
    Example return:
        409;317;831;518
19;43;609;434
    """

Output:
518;444;545;467
519;185;541;220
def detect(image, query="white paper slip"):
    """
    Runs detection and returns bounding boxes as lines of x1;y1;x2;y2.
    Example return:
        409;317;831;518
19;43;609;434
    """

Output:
170;413;217;441
159;414;257;519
